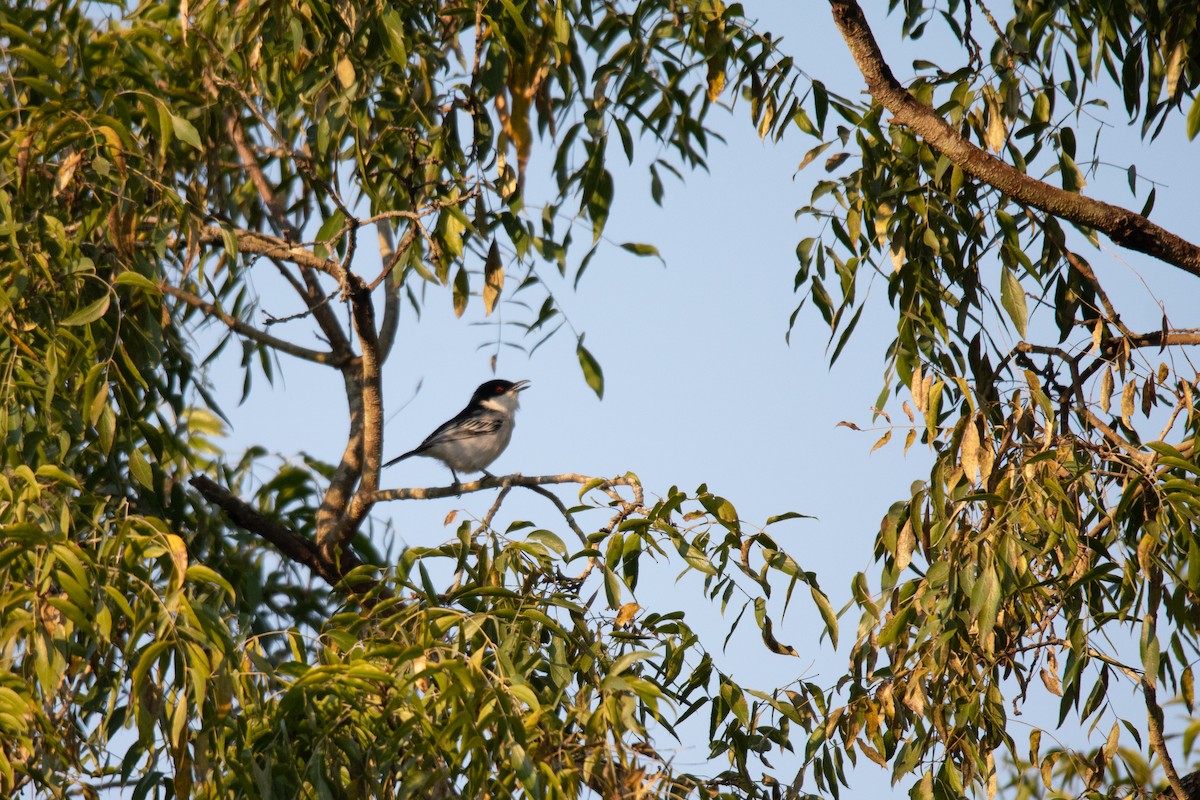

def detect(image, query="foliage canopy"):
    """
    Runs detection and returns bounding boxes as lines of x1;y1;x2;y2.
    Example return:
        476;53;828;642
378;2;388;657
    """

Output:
3;0;1200;799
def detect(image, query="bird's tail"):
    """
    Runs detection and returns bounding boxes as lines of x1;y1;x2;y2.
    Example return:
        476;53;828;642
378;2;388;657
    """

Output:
382;448;420;468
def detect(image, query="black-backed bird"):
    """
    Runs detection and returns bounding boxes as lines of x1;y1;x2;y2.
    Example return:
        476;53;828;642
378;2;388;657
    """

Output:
383;379;530;483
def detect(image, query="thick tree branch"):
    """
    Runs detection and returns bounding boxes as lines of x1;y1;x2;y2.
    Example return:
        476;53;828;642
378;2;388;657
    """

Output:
828;0;1200;278
161;282;340;365
189;474;373;594
197;225;347;283
315;367;365;549
327;277;384;551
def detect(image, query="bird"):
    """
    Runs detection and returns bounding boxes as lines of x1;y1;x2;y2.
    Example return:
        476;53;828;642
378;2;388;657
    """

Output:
383;379;530;484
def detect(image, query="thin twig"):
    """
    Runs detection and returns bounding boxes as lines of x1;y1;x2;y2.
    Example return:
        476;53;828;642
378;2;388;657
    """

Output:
161;282;339;365
371;473;638;503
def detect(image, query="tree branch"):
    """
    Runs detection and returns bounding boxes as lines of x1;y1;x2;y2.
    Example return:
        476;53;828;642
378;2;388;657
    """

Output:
198;225;347;283
370;473;638;503
827;0;1200;278
327;276;384;552
1144;676;1188;800
161;281;340;365
188;474;374;594
224;109;300;241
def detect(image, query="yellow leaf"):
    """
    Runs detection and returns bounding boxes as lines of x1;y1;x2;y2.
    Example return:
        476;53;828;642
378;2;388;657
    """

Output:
54;151;82;197
895;519;914;571
960;417;980;483
1121;380;1136;428
336;56;355;89
977;417;994;485
614;602;639;629
870;430;892;453
911;362;926;414
984;88;1007;153
706;67;725;103
1099;366;1113;415
166;533;188;595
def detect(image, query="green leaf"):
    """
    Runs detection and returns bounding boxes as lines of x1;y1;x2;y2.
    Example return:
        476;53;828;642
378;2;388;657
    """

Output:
379;10;409;66
675;538;717;576
452;267;469;318
619;242;663;263
113;272;161;295
1188;96;1200;140
129;449;153;489
810;585;839;648
765;511;815;525
170;113;202;151
1000;266;1028;339
610;650;654;676
61;294;110;327
576;339;603;398
34;465;80;489
526;530;567;557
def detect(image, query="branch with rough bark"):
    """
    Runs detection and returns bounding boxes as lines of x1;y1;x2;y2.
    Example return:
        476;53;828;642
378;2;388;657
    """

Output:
191;472;638;600
827;0;1200;278
189;474;372;593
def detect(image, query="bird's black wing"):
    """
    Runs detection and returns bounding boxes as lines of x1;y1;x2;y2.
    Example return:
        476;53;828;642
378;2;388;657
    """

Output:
420;410;504;445
383;409;504;467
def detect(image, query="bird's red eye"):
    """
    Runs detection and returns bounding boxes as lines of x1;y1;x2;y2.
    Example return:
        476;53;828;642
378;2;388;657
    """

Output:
495;385;504;393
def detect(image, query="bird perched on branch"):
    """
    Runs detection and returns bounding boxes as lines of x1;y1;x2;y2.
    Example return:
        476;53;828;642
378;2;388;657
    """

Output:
384;379;530;484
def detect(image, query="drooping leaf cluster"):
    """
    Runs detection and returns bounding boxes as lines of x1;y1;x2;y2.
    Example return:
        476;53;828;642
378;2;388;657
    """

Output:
788;2;1200;798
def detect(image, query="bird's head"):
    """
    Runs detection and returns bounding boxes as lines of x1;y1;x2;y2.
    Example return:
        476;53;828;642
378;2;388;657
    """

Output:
472;379;530;412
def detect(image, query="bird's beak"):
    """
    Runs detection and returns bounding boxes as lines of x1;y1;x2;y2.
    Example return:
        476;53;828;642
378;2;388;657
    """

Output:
511;379;531;393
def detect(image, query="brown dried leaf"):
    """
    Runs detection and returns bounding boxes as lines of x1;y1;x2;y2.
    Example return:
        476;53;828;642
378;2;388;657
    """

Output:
760;614;798;656
1040;664;1062;696
614;602;640;629
857;739;888;768
901;400;915;423
836;420;862;431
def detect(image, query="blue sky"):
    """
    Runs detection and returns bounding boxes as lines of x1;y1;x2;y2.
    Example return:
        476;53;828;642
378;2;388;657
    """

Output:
198;5;1200;795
